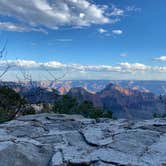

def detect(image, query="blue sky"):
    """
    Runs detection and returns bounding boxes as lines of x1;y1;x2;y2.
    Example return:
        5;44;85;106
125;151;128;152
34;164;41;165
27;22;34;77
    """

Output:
0;0;166;80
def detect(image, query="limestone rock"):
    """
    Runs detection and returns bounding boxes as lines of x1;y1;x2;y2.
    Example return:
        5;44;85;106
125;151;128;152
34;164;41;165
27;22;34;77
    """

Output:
0;113;166;166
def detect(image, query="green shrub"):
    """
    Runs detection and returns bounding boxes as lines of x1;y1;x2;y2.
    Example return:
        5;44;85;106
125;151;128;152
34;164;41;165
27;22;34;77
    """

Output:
53;95;112;119
0;86;35;123
153;113;166;118
21;106;36;115
53;95;78;114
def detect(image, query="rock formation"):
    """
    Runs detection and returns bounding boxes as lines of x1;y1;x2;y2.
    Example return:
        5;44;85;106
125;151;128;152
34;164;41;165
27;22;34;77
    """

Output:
0;113;166;166
68;84;165;119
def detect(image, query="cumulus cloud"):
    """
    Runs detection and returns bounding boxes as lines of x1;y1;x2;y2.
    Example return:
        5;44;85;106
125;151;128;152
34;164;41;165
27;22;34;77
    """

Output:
126;6;141;12
0;22;47;33
112;29;123;35
119;62;151;73
154;56;166;62
0;1;139;33
1;59;166;73
109;6;140;17
0;22;30;32
0;0;110;32
109;8;124;16
98;28;107;34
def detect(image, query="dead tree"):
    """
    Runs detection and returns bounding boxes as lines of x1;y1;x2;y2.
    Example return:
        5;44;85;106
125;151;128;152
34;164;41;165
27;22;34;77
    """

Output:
0;41;10;80
41;65;68;82
14;58;69;113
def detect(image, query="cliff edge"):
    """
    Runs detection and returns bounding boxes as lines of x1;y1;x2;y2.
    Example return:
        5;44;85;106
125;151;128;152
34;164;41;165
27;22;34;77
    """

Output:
0;113;166;166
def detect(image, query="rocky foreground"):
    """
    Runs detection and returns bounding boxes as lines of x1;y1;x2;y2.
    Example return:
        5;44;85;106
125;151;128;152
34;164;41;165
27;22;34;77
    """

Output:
0;113;166;166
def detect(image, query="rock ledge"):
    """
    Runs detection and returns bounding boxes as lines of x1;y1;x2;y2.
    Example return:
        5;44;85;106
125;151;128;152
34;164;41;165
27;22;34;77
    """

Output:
0;113;166;166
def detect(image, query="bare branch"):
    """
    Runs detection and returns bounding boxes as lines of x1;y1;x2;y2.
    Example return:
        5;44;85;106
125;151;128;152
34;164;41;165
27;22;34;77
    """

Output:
41;65;68;82
0;65;10;78
16;59;34;87
0;40;11;80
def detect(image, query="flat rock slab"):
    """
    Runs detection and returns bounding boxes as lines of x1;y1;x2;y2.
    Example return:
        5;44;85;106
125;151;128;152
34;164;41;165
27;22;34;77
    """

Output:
0;113;166;166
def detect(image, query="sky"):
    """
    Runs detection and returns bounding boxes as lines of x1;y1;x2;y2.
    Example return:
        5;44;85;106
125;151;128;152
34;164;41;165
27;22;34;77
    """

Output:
0;0;166;81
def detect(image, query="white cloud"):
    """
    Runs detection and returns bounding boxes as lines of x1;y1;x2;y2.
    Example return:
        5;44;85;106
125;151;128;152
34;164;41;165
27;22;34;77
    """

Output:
109;8;124;16
98;28;107;34
1;59;166;80
109;6;140;17
0;59;165;74
0;0;110;32
154;56;166;62
0;22;30;32
119;62;151;72
126;6;141;12
0;22;47;33
112;29;123;35
0;1;139;33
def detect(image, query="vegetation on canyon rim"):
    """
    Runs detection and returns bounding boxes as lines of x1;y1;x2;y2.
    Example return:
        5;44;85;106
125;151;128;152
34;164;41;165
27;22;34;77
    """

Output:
0;86;112;123
53;94;112;119
0;86;35;123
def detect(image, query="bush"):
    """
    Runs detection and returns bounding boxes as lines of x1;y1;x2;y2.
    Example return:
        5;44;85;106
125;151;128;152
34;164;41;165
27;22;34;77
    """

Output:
21;105;36;115
53;95;112;119
77;100;112;119
153;113;166;118
53;95;78;114
0;108;11;123
0;86;35;123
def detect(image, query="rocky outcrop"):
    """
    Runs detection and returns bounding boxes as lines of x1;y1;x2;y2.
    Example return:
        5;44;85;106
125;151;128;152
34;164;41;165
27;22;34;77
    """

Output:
0;113;166;166
2;81;164;119
68;84;165;119
68;87;102;107
98;83;162;119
